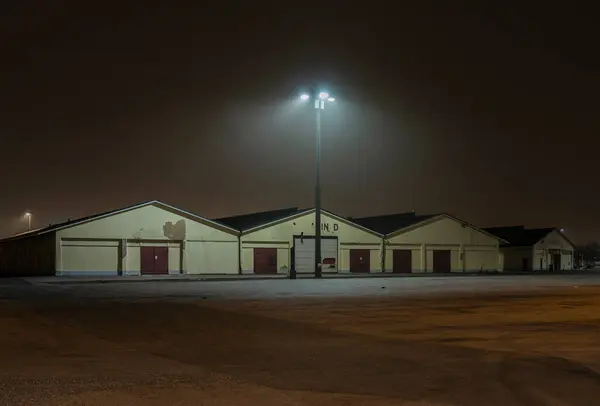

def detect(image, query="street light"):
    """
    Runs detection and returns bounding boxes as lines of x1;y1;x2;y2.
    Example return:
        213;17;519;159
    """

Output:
24;212;32;231
300;90;336;278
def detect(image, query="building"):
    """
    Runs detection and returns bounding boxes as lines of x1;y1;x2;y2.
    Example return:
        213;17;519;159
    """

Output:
0;200;239;277
352;212;506;273
484;226;575;271
217;208;383;274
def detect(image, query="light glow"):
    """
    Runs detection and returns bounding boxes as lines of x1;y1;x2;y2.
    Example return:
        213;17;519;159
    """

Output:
319;92;329;99
327;97;335;102
300;94;310;101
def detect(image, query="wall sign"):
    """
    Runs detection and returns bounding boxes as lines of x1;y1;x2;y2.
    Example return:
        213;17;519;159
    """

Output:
312;222;340;232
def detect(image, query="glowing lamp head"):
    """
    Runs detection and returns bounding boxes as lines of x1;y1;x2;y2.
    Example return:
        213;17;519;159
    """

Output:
319;92;329;100
24;212;31;217
327;97;335;102
300;94;310;101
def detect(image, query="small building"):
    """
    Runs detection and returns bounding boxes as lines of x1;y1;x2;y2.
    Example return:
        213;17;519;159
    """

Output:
217;208;383;274
484;226;575;271
0;200;239;277
352;212;506;273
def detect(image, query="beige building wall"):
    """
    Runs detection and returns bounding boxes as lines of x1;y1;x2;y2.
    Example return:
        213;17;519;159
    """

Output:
386;216;500;272
500;247;533;271
240;210;382;273
56;203;238;276
533;230;574;271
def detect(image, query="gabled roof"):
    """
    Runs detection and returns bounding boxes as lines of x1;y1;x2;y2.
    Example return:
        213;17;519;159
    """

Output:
0;200;238;243
216;207;383;236
484;226;574;248
352;211;507;242
216;207;308;231
351;212;437;235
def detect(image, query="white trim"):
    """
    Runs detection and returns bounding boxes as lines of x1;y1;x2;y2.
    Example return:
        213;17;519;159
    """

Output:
14;200;240;240
387;214;509;244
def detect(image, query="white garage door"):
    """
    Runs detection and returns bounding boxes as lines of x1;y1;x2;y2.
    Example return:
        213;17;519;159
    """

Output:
464;250;497;272
186;241;238;274
561;251;573;270
61;242;119;276
294;237;338;273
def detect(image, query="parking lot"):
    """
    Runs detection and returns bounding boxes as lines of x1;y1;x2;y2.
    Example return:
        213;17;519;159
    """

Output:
2;274;600;405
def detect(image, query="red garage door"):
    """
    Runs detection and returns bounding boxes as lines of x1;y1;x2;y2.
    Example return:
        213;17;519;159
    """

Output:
254;248;277;274
393;249;412;273
432;250;451;273
350;249;370;273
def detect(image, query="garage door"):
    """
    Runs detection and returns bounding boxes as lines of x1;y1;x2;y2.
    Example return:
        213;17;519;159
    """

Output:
253;248;277;274
294;237;337;273
61;241;119;275
464;250;497;272
186;241;238;274
432;250;451;273
350;249;370;273
393;249;412;273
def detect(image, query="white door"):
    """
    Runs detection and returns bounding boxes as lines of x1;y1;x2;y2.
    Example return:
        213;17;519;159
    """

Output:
294;237;338;273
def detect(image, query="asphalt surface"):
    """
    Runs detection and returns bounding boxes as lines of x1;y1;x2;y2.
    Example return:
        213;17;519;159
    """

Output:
2;274;600;405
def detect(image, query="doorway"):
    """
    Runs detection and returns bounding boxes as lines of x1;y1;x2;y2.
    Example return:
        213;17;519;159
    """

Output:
432;250;452;273
254;248;278;274
140;246;169;275
393;249;412;273
350;249;370;273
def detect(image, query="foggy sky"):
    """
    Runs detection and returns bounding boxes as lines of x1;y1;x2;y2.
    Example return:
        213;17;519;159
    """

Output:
0;3;597;242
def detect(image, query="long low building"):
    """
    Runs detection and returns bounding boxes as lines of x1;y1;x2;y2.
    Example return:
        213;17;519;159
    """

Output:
0;200;540;277
0;201;240;277
352;212;506;273
484;226;575;271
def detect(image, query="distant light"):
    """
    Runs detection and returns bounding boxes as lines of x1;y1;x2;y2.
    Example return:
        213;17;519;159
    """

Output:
560;228;565;233
24;212;31;217
300;94;310;101
319;92;329;100
327;97;335;102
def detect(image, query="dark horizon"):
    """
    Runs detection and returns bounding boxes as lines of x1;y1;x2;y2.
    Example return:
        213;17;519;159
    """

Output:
1;3;597;242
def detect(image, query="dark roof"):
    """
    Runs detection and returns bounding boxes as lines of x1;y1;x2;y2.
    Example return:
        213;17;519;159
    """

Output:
0;200;237;243
216;207;309;231
484;226;555;247
351;212;438;235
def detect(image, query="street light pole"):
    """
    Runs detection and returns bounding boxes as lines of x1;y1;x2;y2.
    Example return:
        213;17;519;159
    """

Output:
24;212;32;231
315;103;322;278
299;90;335;279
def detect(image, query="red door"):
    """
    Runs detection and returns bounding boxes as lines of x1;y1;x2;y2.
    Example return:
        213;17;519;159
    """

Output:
393;250;412;273
350;249;370;273
433;250;451;273
153;247;169;275
254;248;277;274
141;247;155;275
140;246;169;275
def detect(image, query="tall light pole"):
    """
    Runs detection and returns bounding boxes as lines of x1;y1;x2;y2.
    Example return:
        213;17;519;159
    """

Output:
24;212;32;231
300;91;336;278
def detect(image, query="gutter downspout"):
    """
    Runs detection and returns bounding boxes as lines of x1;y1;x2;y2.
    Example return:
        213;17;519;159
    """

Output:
381;236;387;273
238;233;242;275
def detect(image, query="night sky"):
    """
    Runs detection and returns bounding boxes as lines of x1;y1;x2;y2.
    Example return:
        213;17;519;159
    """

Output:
1;3;597;242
